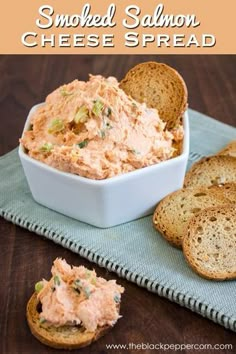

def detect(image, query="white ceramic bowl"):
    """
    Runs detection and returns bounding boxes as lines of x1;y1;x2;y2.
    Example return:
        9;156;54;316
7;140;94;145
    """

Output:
19;104;189;228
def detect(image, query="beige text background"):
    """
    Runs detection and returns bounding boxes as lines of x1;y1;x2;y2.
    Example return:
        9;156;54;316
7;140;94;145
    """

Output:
0;0;235;54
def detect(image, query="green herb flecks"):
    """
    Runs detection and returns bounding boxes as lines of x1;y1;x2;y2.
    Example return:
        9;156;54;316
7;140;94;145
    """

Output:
73;287;81;295
99;130;106;139
84;287;91;299
73;279;82;295
39;317;46;324
91;278;97;286
60;88;74;97
77;139;89;149
35;281;44;293
73;279;90;298
92;100;104;116
106;107;112;117
48;119;64;134
74;106;89;124
105;122;113;129
74;279;82;287
128;149;141;155
54;275;61;286
39;142;53;153
114;294;121;303
85;270;91;279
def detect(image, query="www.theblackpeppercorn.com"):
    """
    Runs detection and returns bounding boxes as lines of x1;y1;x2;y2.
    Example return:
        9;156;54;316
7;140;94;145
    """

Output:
21;3;216;49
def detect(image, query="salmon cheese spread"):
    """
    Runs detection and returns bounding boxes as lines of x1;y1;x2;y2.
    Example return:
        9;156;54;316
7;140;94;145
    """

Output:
35;258;124;331
21;75;184;179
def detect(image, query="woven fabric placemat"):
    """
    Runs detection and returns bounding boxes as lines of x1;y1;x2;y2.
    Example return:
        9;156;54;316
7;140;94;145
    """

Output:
0;109;236;331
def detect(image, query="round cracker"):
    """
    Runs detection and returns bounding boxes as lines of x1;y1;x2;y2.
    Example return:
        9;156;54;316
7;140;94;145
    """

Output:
120;61;188;129
26;293;114;350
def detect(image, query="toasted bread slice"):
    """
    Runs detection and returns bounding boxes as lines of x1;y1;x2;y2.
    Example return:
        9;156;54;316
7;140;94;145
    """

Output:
209;183;236;203
26;293;113;350
184;156;236;188
217;140;236;158
183;205;236;280
120;62;188;129
153;187;231;248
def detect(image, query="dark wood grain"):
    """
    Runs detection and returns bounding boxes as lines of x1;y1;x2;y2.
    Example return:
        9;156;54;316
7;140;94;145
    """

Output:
0;55;235;354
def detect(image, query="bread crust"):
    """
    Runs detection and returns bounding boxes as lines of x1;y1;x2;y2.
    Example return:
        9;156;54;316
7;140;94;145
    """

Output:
120;61;188;130
153;187;232;248
26;293;114;350
184;156;236;188
183;205;236;280
217;140;236;158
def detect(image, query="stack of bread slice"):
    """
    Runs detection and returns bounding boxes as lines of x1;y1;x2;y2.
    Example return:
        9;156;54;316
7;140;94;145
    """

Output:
153;141;236;280
153;185;234;248
120;61;235;281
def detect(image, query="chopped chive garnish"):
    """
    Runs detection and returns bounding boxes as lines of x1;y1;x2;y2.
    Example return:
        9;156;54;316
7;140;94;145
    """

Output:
74;287;81;295
129;149;141;155
84;287;90;299
85;270;91;278
107;107;112;117
74;106;89;124
99;130;106;139
35;281;44;293
74;279;81;287
48;119;64;134
77;139;89;149
39;317;46;324
114;294;121;303
54;275;61;286
91;278;97;285
92;100;104;116
73;279;82;294
106;122;113;129
60;88;74;97
39;142;53;153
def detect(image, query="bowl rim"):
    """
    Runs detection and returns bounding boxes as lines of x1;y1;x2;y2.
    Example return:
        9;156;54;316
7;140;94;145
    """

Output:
19;104;189;186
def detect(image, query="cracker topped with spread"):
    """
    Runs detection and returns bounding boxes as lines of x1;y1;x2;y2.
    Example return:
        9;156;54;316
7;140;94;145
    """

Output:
27;258;124;349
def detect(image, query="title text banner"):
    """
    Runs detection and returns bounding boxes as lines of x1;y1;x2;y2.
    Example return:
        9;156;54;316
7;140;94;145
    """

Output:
0;0;235;54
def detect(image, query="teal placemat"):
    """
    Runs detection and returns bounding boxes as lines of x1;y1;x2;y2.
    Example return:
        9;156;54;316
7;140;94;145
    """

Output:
0;109;236;331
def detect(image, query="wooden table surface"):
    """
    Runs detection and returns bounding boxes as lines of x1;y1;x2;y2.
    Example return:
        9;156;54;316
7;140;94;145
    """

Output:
0;55;235;354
